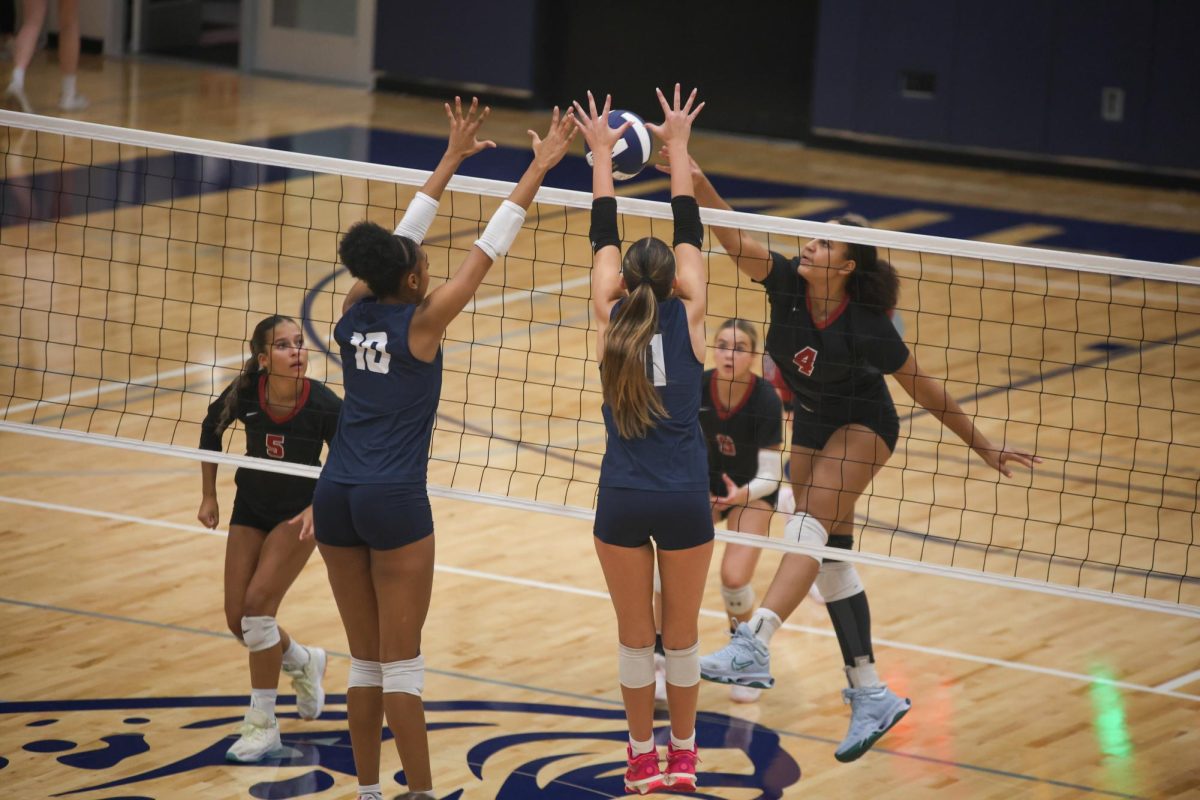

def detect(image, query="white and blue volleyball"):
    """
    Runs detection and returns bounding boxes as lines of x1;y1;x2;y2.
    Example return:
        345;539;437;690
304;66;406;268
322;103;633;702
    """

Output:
585;110;651;180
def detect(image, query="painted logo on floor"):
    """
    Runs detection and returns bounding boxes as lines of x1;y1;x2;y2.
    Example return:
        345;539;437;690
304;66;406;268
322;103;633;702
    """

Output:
0;696;801;799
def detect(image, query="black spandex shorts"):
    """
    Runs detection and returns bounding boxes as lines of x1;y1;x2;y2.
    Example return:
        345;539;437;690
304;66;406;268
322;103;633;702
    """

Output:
229;496;304;533
594;487;715;551
312;479;434;550
790;391;899;453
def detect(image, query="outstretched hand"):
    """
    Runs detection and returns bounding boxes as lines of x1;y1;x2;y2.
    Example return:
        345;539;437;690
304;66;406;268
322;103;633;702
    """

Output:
528;105;578;171
571;91;628;154
644;83;704;148
978;445;1042;478
444;96;496;162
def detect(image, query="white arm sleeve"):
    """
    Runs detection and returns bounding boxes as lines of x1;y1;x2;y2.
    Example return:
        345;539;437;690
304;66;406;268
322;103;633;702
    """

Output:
746;449;782;502
474;200;527;260
394;192;439;242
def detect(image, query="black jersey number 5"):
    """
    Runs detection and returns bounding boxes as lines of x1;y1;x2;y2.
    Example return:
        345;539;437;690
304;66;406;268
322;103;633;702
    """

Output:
645;333;667;387
350;331;391;374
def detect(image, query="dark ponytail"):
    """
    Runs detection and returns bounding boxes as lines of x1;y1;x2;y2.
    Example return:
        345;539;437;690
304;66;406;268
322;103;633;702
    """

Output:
217;314;295;430
833;213;900;312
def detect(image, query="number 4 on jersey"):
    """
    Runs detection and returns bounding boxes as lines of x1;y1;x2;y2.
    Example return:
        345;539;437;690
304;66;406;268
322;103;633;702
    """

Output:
793;346;818;377
351;331;391;374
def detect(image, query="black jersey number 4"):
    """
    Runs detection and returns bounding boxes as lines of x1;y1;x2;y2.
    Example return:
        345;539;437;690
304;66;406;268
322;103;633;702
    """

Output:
793;346;818;377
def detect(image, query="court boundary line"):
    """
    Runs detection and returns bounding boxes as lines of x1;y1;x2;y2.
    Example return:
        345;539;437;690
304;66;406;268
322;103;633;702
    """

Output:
0;492;1196;703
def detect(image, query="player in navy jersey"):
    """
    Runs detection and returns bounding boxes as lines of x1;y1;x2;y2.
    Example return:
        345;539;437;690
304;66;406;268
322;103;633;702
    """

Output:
309;99;576;800
198;314;341;762
661;152;1041;762
574;85;708;794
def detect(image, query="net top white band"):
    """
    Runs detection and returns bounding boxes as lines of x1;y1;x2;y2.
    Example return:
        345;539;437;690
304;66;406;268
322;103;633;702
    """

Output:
2;109;1194;283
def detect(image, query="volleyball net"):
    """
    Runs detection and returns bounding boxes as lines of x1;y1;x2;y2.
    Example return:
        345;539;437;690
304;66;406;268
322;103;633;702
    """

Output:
1;110;1197;617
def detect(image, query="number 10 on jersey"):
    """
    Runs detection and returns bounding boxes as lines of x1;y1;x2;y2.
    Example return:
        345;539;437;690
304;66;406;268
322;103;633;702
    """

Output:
351;331;391;373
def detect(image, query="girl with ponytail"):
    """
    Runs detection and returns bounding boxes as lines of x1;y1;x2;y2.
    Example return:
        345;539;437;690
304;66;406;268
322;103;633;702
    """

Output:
574;85;710;795
660;150;1040;763
197;313;342;763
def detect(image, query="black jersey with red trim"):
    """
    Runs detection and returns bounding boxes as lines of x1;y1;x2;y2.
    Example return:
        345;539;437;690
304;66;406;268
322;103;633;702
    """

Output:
699;369;783;491
200;375;342;516
755;251;909;407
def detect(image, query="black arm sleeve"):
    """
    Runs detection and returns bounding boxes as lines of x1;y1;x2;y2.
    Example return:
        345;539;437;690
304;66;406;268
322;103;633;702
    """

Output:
589;196;620;253
671;195;703;249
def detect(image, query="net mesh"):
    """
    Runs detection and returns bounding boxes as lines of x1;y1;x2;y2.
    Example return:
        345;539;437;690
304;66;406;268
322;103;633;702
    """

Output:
2;114;1197;611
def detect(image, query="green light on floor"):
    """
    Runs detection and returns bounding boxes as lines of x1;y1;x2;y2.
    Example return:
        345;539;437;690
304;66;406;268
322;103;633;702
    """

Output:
1088;665;1133;760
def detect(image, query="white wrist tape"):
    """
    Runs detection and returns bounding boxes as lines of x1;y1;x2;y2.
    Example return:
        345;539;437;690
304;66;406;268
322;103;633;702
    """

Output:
394;191;438;242
474;200;526;260
746;449;782;502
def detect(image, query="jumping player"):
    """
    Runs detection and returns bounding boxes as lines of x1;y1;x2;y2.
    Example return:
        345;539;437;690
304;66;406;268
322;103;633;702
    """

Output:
574;85;710;795
308;99;576;800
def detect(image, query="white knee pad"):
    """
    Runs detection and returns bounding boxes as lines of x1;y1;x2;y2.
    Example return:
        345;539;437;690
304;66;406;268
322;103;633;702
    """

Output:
664;642;700;687
240;615;280;652
382;655;425;697
783;512;829;559
348;658;383;689
618;643;656;689
720;583;756;617
814;561;865;603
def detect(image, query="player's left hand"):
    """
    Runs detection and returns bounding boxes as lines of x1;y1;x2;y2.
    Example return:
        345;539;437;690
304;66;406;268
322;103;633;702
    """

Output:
978;445;1041;478
713;473;748;509
291;505;316;541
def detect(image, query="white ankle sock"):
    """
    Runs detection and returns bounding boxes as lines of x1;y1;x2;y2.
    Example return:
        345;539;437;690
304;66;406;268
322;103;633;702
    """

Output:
670;731;695;751
61;74;76;98
357;783;382;800
281;639;309;670
249;688;277;717
10;67;24;89
847;656;883;688
629;735;655;755
750;607;782;646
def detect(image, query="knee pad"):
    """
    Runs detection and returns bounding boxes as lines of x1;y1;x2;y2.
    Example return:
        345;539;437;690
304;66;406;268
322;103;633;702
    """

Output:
664;642;700;687
348;658;383;689
783;512;828;558
382;655;425;697
240;615;280;652
720;583;756;617
814;561;864;603
618;643;656;689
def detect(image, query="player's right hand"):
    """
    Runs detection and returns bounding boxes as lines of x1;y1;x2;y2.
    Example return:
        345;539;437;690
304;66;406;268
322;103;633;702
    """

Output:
198;497;219;529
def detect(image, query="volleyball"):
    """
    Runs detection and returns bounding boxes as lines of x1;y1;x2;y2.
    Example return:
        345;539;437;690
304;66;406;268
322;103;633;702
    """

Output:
585;109;651;180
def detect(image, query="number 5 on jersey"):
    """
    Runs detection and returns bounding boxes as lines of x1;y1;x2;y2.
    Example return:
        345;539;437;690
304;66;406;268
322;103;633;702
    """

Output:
351;331;391;373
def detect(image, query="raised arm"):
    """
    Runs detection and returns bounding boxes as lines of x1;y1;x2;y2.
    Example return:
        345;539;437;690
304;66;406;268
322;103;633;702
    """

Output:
573;91;628;333
657;148;771;282
891;352;1041;478
343;97;495;315
645;84;707;359
407;106;577;361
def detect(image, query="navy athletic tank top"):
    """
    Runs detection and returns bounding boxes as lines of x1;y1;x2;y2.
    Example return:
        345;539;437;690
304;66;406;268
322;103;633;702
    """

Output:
599;297;708;491
322;299;441;484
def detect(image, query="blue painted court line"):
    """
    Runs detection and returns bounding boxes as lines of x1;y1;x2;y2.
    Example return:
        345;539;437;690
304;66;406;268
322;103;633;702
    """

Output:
0;594;1149;798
